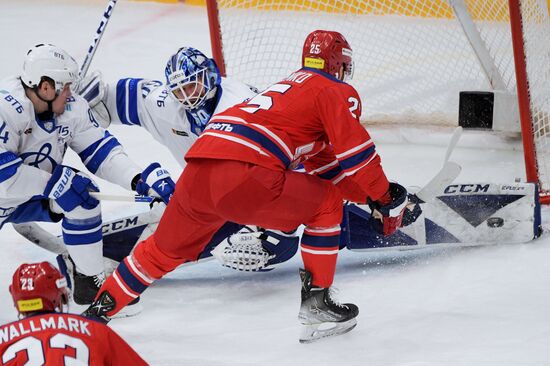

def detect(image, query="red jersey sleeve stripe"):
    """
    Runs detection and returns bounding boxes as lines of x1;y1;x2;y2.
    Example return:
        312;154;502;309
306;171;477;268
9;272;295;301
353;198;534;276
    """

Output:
202;122;292;167
332;152;380;184
200;131;271;157
336;140;374;159
339;145;377;172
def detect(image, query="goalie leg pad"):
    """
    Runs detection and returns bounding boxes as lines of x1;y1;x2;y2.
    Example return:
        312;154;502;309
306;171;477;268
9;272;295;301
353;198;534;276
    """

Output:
345;182;541;250
261;229;299;267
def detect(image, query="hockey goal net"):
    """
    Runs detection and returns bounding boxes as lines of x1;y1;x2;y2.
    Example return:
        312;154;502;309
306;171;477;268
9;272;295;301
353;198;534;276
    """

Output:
207;0;550;203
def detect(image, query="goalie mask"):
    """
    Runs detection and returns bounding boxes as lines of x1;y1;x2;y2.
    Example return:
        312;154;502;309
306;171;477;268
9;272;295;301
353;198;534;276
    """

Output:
21;44;79;93
302;30;354;82
165;47;221;110
9;262;69;316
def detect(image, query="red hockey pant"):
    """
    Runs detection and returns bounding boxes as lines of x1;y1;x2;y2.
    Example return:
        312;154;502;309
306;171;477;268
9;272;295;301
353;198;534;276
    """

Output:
102;159;344;316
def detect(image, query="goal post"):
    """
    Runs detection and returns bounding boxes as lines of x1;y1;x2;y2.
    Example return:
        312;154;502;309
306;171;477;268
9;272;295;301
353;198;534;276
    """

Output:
207;0;550;203
508;0;549;204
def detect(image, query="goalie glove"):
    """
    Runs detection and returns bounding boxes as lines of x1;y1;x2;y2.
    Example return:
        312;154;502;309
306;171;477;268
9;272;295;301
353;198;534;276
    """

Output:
368;182;408;236
78;70;111;127
210;226;299;272
211;226;274;272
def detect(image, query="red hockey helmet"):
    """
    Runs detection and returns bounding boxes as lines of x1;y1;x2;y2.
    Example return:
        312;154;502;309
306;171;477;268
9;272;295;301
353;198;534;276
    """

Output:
9;262;69;315
302;30;354;81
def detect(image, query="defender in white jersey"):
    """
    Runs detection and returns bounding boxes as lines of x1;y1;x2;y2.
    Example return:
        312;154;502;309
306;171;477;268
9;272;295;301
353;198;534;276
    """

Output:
0;44;176;306
80;47;257;167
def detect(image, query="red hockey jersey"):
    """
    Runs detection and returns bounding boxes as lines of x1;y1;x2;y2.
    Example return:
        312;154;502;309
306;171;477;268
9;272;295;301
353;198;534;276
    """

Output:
0;313;147;365
186;67;389;202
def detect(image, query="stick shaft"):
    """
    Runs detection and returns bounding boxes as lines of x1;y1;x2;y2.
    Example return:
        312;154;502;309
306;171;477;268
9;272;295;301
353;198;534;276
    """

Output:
444;126;463;164
90;192;154;203
80;0;118;77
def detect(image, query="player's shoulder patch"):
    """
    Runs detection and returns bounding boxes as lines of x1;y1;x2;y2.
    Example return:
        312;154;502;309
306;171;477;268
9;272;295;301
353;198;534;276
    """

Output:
141;80;163;98
0;78;30;119
143;83;172;110
62;94;89;115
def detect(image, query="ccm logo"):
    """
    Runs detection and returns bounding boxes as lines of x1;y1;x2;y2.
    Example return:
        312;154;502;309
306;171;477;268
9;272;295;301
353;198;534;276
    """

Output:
102;216;140;234
444;184;489;194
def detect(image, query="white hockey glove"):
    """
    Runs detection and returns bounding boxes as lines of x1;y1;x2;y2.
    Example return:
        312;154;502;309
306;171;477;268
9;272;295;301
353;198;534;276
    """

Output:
78;70;111;127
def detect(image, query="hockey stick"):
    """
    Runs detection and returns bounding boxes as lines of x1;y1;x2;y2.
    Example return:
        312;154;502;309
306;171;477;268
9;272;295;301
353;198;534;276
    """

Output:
415;127;463;203
13;223;66;254
90;192;155;203
444;126;463;164
415;161;461;203
79;0;119;78
13;206;164;255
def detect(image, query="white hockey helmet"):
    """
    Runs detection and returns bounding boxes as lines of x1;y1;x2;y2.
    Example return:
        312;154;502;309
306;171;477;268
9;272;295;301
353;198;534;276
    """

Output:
21;44;79;93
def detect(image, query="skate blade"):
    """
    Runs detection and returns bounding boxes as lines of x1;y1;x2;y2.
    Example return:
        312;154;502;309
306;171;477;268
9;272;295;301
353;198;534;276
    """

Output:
68;301;142;319
299;318;357;344
111;302;143;318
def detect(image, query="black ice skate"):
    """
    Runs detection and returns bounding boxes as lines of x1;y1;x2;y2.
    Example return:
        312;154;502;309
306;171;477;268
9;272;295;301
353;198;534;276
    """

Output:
57;253;142;317
57;253;105;305
298;269;359;343
81;291;115;324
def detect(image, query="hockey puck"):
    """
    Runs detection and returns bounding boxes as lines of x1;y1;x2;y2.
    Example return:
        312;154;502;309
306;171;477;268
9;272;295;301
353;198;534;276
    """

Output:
487;217;504;228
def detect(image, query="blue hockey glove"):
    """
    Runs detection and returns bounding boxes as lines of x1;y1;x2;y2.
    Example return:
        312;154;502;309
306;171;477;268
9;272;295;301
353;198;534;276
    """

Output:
44;165;99;212
368;182;408;236
134;163;175;204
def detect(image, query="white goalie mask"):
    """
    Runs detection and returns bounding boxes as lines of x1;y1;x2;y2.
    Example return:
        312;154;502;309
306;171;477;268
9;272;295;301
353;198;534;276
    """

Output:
21;44;79;93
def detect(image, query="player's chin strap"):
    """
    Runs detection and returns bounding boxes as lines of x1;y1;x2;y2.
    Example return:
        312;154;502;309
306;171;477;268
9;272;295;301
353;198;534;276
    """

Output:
211;226;278;272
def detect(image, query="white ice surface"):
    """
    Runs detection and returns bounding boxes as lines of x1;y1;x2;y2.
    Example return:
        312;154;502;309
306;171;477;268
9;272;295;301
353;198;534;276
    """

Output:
0;1;549;365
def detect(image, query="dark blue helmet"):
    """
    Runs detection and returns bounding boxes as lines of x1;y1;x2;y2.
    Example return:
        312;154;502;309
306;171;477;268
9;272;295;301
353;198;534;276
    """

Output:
165;47;221;110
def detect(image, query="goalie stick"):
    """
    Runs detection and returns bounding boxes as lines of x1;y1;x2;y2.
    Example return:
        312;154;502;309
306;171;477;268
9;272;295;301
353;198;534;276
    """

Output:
13;206;163;256
415;126;463;203
444;126;463;164
415;161;461;203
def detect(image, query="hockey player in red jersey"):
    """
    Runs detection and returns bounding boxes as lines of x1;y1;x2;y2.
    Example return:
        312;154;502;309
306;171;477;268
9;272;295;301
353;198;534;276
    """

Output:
0;262;147;365
85;30;413;343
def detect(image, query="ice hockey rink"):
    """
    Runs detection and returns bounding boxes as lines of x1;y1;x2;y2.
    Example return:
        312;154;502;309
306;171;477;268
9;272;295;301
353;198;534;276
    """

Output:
1;0;550;364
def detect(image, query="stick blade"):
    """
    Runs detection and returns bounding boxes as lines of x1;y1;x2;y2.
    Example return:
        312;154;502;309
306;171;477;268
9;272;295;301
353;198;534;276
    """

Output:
416;161;461;203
